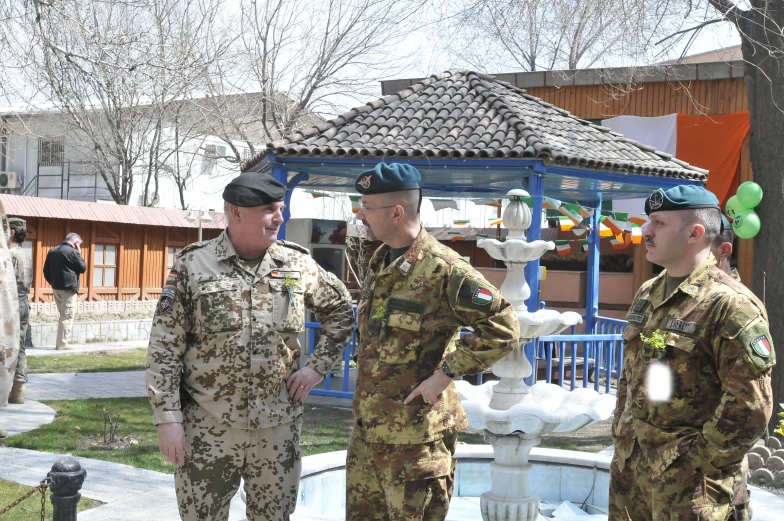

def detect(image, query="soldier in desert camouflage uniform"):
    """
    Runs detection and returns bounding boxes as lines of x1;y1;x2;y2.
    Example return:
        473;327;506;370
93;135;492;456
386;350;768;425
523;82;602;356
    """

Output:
0;204;20;425
346;163;520;521
146;173;354;521
7;218;31;404
610;185;775;521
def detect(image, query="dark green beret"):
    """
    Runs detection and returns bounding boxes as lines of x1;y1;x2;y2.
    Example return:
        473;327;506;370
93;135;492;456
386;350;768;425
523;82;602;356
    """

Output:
7;218;26;231
223;172;285;207
354;163;421;195
644;185;720;215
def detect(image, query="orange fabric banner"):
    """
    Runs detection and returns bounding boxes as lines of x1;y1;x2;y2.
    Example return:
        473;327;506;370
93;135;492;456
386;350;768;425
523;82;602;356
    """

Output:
676;112;750;208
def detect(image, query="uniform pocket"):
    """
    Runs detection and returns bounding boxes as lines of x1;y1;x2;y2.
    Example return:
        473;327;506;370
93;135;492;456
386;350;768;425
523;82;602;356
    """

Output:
666;332;699;397
197;280;243;332
379;310;422;364
270;280;306;332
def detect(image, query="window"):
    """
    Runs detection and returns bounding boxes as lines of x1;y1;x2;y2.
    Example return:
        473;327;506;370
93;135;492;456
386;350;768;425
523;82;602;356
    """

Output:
166;247;181;269
201;144;227;176
38;137;64;166
93;244;117;287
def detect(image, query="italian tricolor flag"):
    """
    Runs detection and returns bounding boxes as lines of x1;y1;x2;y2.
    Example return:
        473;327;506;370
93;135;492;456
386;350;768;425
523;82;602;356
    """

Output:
558;203;584;225
349;195;361;213
555;240;572;255
604;212;628;235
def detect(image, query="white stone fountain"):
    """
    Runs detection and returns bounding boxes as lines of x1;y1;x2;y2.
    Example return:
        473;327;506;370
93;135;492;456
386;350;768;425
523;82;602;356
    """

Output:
455;189;616;521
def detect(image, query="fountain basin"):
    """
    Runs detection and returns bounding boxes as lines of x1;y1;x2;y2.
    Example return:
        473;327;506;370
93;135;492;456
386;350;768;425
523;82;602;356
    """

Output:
292;445;613;520
289;446;784;521
455;381;616;436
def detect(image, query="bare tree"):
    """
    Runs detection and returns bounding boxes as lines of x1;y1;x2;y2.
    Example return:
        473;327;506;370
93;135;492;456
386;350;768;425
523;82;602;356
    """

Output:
198;0;429;164
443;0;639;72
20;0;227;204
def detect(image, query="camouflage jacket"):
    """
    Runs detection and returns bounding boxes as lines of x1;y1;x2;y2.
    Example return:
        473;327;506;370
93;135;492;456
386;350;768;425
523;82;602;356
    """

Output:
0;208;19;403
354;227;519;445
9;243;31;298
146;230;354;429
613;255;775;477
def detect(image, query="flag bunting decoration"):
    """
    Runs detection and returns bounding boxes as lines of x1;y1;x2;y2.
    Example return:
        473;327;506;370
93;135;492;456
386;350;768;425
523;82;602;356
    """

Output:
349;194;361;214
488;217;503;227
554;240;572;255
604;212;629;235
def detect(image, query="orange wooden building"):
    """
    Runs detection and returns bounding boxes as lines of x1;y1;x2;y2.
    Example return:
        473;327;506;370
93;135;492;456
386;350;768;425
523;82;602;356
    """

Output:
383;59;754;291
0;194;224;303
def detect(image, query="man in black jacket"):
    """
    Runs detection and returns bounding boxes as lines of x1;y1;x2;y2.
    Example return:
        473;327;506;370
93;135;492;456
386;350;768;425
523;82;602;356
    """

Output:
43;233;86;350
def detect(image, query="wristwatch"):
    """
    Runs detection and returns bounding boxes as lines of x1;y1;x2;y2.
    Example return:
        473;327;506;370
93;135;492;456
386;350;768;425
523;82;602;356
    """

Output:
440;360;456;379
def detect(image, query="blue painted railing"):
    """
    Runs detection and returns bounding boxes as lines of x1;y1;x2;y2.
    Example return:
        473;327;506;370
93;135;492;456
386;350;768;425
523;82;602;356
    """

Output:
304;314;629;398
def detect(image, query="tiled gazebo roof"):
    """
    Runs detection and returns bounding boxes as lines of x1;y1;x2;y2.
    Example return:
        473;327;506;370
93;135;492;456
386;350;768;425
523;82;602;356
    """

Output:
243;69;707;181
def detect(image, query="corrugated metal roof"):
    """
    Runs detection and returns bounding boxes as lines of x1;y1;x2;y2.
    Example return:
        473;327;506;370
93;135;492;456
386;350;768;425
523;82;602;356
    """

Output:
0;194;226;229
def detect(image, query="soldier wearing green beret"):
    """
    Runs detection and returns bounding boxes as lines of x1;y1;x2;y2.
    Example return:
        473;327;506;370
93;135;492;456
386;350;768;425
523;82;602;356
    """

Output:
0;207;20;437
6;218;30;404
146;172;355;521
346;163;520;521
610;185;775;521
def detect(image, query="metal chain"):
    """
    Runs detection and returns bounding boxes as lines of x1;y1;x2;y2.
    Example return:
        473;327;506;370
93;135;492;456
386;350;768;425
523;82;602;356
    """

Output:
0;479;48;518
40;478;49;521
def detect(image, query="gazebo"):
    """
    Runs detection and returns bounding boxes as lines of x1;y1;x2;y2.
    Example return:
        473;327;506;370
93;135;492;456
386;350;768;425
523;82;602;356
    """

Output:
243;70;706;334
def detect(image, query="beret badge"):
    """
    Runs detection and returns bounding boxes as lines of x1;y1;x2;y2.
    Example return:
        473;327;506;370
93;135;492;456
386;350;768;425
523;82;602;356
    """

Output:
648;190;664;211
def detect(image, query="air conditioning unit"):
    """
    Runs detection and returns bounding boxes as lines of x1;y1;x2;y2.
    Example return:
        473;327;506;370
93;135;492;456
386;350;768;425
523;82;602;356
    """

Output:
0;171;20;190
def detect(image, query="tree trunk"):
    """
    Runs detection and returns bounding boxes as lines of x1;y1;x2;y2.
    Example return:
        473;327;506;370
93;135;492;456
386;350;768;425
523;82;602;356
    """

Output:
739;6;784;434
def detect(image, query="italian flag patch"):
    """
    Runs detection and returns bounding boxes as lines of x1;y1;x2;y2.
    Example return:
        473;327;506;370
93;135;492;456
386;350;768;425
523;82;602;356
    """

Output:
752;335;772;357
472;287;494;306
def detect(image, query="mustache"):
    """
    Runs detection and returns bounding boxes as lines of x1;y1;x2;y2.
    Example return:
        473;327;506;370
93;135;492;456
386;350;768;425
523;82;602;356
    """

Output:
645;239;655;246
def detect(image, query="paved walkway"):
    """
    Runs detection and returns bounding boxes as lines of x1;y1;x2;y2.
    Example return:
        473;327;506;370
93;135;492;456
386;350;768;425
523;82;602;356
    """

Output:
26;371;146;401
26;340;148;357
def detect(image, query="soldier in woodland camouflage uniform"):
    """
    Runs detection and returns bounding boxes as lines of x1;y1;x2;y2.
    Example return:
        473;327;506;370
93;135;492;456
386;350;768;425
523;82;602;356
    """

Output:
146;173;354;521
7;218;31;404
347;163;520;521
0;204;20;425
610;186;775;521
711;214;741;282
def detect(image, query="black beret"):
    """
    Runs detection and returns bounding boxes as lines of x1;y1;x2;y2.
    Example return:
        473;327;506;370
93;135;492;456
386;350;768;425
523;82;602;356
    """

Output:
7;218;26;231
644;185;720;215
354;163;421;195
223;173;286;207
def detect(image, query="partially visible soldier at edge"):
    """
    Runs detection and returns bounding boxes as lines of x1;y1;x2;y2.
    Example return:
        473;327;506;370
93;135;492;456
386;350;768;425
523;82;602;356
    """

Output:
0;206;20;436
146;172;354;521
711;214;741;281
7;218;31;404
346;163;520;521
610;185;775;521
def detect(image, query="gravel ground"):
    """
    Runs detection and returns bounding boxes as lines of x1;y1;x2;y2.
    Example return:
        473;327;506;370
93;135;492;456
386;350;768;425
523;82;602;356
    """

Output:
29;311;154;323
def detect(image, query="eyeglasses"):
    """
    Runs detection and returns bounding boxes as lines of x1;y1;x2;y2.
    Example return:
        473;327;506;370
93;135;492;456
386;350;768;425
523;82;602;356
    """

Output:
360;203;397;212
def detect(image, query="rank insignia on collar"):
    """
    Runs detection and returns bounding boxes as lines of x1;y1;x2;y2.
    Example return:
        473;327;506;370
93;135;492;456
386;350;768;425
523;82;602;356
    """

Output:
398;260;412;274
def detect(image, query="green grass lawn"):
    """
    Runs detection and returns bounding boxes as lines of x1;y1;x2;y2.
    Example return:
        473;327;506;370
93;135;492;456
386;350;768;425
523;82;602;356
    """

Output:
27;349;147;374
0;478;100;520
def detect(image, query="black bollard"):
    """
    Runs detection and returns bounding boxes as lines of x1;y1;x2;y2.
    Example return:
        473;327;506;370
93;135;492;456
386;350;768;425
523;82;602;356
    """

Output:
47;458;86;521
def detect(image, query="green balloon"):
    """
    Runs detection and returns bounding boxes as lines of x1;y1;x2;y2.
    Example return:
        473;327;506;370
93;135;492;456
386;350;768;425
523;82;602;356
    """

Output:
737;181;763;208
732;209;761;239
725;195;745;219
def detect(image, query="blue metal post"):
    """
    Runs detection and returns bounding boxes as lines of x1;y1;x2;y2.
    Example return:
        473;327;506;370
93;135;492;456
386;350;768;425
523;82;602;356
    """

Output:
584;194;602;335
270;162;289;239
523;167;545;385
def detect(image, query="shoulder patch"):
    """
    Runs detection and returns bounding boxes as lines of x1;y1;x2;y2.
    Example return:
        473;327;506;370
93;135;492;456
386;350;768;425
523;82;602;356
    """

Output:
158;287;176;315
451;271;500;313
178;241;209;257
277;240;310;255
734;316;776;372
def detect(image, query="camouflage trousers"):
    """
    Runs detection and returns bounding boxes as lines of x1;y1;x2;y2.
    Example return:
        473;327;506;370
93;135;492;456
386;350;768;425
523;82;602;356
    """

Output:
175;400;302;521
14;299;27;383
609;441;748;521
345;422;457;521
